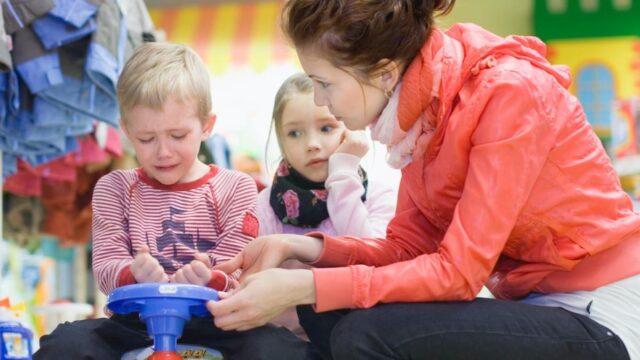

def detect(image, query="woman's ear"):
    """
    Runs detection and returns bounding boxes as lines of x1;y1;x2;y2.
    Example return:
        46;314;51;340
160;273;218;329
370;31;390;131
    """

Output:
202;113;217;139
374;59;402;94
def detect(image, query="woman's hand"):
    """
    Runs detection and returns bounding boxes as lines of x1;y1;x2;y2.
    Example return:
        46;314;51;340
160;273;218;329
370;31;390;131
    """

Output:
171;253;212;286
130;245;169;283
214;234;323;281
207;268;315;331
335;129;369;158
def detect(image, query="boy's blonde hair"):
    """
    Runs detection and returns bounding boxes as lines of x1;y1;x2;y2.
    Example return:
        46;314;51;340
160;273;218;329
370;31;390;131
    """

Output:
117;42;211;122
270;73;314;160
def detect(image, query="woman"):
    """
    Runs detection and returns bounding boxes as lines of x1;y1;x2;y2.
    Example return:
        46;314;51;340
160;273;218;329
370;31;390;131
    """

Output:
208;1;640;358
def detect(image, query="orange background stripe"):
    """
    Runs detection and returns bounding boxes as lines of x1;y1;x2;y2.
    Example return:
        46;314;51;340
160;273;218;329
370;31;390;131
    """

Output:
149;2;295;74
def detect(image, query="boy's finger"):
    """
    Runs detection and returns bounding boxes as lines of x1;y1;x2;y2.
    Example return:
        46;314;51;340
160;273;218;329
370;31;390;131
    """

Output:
137;245;150;254
172;269;185;283
193;253;211;267
191;261;212;280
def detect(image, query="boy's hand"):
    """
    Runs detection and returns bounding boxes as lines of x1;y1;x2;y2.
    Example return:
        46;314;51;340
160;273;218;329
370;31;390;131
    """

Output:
171;253;213;286
334;129;369;158
131;245;169;283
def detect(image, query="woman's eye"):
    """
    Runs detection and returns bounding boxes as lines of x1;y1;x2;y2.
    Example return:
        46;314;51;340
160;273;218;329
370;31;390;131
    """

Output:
321;125;334;132
316;80;329;88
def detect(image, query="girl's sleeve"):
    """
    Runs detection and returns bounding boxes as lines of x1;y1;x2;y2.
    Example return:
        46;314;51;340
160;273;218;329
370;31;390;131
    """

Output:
92;172;137;295
310;72;561;311
255;186;283;236
326;153;396;237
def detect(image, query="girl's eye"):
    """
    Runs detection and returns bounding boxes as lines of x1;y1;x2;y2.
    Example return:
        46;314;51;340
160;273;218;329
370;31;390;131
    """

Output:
320;125;334;132
287;130;301;138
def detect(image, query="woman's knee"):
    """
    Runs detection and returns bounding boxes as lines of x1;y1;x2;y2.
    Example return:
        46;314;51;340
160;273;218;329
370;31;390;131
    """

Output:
329;309;393;360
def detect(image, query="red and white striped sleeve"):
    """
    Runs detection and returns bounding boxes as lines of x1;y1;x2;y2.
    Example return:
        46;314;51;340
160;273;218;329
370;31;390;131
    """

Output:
209;170;259;275
92;170;137;295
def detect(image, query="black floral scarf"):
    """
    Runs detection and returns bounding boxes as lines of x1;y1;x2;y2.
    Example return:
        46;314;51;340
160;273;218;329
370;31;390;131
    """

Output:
269;160;368;227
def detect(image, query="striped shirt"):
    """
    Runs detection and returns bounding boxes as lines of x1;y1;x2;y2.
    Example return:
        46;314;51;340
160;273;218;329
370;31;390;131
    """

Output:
92;165;258;295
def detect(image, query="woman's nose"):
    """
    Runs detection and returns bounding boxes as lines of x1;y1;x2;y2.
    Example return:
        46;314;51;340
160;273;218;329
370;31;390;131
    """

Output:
313;87;329;107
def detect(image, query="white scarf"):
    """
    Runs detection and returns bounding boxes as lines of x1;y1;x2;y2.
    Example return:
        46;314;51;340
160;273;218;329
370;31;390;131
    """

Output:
369;84;423;169
369;49;442;169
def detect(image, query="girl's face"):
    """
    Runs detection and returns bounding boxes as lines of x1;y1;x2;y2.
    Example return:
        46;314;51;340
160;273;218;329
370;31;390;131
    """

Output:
297;47;389;131
280;92;345;182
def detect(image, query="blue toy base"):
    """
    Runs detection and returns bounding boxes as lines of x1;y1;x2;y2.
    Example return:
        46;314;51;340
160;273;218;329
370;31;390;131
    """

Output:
107;283;219;356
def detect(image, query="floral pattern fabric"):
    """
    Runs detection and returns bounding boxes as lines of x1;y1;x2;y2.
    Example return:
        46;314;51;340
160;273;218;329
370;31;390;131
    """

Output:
269;160;367;227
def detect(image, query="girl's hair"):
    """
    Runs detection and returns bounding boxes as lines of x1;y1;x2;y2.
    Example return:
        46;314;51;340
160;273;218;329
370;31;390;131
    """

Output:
267;73;314;163
117;42;212;123
282;0;456;80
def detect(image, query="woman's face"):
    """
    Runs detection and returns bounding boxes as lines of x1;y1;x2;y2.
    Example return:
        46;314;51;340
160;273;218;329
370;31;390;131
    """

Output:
297;47;389;131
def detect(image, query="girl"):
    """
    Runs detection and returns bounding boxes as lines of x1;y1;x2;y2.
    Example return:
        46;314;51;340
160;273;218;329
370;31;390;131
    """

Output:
209;1;640;359
256;73;396;339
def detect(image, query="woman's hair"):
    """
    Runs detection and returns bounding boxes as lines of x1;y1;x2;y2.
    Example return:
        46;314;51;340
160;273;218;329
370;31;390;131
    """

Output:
267;72;315;162
117;42;212;123
282;0;456;80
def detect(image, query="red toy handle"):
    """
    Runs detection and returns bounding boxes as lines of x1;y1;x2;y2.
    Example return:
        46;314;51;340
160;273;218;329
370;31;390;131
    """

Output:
148;350;182;360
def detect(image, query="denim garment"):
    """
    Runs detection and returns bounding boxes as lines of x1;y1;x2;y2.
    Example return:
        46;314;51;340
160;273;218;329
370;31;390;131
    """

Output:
86;0;126;99
2;0;54;34
1;109;65;153
34;314;312;360
12;27;64;94
0;102;80;167
0;71;20;115
298;299;631;360
3;152;17;178
22;136;78;167
48;0;97;28
38;74;118;126
32;15;97;50
31;8;121;127
0;71;20;123
32;96;93;137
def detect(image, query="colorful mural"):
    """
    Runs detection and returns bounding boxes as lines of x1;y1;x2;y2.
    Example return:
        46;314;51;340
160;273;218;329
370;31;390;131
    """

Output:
149;2;297;74
535;0;640;145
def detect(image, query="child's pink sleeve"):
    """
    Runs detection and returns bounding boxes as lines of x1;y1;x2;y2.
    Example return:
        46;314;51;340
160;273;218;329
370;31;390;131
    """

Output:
255;187;284;236
326;153;396;237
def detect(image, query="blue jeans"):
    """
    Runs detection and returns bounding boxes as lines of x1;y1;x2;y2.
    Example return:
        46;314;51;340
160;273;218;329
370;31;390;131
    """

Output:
298;298;630;360
38;74;118;126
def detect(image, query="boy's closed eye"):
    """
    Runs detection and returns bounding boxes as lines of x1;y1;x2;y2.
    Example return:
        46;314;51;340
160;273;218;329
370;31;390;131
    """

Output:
138;137;154;144
171;133;188;140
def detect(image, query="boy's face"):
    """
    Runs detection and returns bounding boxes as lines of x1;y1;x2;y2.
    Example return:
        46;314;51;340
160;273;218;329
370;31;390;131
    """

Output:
122;97;215;185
